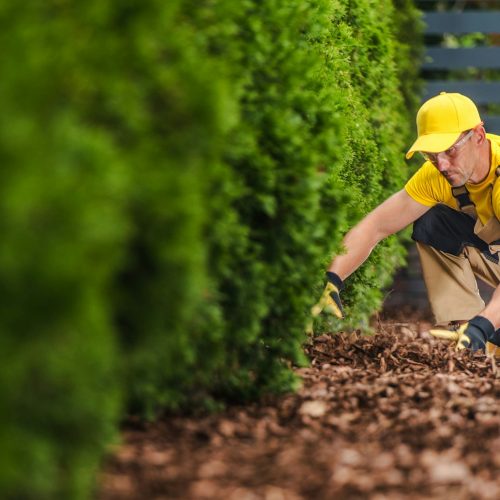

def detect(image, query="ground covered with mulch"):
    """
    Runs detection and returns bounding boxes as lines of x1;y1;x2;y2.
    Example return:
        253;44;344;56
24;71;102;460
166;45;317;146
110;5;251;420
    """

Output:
99;315;500;500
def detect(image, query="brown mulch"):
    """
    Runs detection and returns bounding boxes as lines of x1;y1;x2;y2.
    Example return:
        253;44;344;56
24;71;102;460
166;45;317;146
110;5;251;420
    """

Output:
99;317;500;500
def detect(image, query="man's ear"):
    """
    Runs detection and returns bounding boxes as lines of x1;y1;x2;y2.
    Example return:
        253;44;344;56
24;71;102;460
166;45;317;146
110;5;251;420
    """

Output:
475;124;486;144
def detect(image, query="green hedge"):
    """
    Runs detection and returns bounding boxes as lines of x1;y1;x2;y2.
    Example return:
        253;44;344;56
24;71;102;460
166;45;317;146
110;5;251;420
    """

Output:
0;4;129;498
0;0;422;498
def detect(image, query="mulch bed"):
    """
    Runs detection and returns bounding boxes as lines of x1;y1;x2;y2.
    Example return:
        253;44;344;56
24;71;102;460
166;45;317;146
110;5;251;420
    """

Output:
99;317;500;500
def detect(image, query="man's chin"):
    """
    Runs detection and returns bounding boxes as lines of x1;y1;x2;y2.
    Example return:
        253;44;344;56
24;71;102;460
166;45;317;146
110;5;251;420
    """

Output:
445;176;463;187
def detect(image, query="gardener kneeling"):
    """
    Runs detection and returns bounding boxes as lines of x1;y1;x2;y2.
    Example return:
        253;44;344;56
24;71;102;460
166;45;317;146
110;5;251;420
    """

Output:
312;92;500;356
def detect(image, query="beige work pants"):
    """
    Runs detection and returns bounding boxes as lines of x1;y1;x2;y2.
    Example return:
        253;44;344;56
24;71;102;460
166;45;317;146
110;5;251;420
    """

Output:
416;242;500;325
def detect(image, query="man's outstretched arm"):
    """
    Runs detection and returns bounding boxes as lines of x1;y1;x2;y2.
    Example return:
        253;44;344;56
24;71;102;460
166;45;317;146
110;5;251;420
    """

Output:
328;189;430;280
311;189;429;322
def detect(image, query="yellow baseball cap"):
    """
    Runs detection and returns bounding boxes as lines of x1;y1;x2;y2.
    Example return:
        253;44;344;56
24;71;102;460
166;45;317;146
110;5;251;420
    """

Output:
406;92;481;159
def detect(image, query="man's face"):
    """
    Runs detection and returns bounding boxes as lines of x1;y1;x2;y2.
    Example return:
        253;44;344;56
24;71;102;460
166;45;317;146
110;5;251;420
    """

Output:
421;130;475;186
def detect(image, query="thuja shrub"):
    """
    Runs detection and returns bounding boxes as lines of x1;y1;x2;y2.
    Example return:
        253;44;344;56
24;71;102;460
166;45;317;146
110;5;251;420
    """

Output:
165;0;352;403
0;0;226;497
314;0;423;328
110;1;233;416
154;0;424;404
392;0;425;125
0;0;423;496
120;0;423;410
0;3;130;498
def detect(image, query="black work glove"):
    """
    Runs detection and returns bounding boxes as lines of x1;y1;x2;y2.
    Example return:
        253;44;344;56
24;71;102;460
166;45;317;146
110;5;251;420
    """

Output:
430;315;494;351
311;272;345;319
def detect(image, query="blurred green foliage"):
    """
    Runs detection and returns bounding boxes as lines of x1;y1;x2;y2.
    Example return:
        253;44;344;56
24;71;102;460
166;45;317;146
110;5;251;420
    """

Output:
0;0;422;498
0;3;130;498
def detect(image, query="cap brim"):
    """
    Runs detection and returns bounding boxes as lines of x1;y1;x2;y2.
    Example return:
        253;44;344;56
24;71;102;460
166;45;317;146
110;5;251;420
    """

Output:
405;132;461;160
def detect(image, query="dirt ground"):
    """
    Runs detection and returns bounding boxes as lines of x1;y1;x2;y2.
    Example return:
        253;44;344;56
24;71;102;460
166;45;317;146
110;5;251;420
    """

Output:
99;311;500;500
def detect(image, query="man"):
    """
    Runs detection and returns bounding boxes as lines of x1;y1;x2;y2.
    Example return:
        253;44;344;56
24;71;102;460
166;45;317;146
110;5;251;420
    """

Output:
312;92;500;354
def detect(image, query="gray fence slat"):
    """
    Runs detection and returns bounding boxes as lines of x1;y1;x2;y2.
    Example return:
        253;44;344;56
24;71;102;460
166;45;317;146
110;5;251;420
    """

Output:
483;115;500;133
423;82;500;104
423;47;500;70
424;12;500;34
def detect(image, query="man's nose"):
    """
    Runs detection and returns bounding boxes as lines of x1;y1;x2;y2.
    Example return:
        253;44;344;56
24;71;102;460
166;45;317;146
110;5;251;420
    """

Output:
435;153;450;172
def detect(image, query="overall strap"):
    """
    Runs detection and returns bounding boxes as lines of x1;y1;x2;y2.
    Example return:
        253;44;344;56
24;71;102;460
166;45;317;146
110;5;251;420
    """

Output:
450;166;500;220
474;165;500;248
451;185;477;219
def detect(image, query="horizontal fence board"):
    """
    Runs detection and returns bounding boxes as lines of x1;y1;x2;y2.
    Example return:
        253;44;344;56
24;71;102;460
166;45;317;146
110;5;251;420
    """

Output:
483;115;500;133
423;81;500;104
424;12;500;34
423;47;500;69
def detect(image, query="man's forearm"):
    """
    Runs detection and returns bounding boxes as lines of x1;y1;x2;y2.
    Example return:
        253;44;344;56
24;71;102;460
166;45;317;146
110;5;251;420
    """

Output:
327;223;380;280
325;189;429;282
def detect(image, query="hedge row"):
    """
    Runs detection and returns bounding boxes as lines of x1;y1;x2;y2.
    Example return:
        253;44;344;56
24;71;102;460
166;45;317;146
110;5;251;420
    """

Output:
0;1;422;498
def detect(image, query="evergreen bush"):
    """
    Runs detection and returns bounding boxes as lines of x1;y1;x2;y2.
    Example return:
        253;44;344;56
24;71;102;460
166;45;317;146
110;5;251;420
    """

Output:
0;0;422;497
0;3;129;498
121;0;424;409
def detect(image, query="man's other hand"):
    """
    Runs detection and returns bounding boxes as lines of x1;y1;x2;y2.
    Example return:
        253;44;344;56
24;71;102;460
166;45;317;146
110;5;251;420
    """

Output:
429;315;495;351
311;272;345;319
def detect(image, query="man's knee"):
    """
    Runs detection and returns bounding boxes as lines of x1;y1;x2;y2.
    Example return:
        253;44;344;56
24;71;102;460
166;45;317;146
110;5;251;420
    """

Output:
413;205;452;242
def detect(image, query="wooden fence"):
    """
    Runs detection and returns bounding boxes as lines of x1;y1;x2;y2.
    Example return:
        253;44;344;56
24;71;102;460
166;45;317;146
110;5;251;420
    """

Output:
421;7;500;133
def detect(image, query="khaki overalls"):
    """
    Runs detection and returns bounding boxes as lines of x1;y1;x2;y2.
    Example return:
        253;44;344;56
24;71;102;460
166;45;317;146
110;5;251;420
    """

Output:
414;169;500;325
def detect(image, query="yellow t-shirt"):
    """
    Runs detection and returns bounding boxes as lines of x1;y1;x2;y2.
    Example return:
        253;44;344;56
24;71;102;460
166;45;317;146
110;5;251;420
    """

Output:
405;134;500;225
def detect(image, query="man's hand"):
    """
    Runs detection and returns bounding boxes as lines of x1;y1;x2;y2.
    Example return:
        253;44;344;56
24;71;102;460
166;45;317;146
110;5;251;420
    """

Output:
311;272;345;319
429;315;495;351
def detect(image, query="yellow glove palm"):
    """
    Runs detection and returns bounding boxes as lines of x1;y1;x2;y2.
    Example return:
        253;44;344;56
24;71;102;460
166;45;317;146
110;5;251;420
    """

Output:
311;281;344;319
306;272;345;335
430;316;500;357
429;323;472;351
